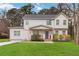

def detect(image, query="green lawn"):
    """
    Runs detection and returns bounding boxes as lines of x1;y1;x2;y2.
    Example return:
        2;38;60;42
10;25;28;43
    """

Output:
0;41;79;56
0;39;9;42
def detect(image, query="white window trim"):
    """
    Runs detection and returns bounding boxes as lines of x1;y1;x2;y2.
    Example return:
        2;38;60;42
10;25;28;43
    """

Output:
47;20;52;25
56;19;59;25
63;20;66;25
14;31;20;36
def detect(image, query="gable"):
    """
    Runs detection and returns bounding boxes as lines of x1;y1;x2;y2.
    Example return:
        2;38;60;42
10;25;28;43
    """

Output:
29;25;53;31
54;12;69;19
56;14;67;19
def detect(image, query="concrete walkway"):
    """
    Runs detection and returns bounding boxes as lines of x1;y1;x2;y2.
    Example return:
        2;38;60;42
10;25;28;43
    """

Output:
0;41;21;46
0;41;53;46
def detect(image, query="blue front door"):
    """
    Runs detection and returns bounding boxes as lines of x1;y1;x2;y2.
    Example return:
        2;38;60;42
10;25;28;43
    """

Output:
45;31;49;39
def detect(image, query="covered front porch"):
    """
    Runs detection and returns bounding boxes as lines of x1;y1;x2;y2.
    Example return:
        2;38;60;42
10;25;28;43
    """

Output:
29;25;53;41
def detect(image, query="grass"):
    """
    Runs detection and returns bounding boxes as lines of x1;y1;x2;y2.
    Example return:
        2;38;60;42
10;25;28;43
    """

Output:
0;41;79;56
0;39;9;42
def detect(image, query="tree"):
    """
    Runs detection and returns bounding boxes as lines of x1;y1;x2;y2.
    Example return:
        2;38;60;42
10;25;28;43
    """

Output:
57;3;79;45
58;3;68;11
38;7;59;14
48;7;59;14
75;3;79;45
59;3;79;45
68;19;74;40
38;9;48;14
57;3;73;17
6;8;24;27
21;3;34;14
0;7;7;19
67;3;79;45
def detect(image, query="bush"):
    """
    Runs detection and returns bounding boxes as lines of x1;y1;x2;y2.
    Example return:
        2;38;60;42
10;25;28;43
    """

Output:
53;34;59;41
0;33;9;39
53;34;71;42
59;35;64;40
31;34;44;41
64;34;71;41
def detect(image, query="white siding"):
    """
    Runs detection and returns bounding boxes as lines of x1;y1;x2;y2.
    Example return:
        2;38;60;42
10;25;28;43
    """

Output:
10;29;31;40
24;20;55;29
53;30;68;35
24;14;68;30
54;14;68;29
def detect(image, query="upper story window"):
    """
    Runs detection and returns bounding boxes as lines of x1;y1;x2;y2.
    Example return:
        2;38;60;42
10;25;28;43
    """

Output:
47;20;52;25
56;19;59;25
14;31;20;36
63;20;66;25
26;20;29;25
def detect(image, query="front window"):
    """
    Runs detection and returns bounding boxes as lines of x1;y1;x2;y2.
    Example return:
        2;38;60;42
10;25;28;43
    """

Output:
63;20;66;25
47;20;52;25
14;31;20;36
56;20;59;25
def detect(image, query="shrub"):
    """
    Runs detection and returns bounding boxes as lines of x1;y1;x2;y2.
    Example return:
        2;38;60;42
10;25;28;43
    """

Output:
64;34;71;41
59;34;64;40
53;34;59;41
31;34;44;41
0;33;9;39
53;34;71;42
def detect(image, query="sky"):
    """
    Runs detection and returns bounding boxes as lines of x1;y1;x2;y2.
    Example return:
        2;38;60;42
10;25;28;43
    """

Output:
0;3;58;13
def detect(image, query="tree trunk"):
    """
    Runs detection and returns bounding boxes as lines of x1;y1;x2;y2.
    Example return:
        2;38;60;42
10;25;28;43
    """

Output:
74;3;79;45
72;3;77;44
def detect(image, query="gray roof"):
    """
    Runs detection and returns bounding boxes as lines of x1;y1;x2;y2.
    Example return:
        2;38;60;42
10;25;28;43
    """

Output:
23;14;57;20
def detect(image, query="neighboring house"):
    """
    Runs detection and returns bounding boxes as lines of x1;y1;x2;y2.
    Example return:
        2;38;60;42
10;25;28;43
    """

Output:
9;12;73;41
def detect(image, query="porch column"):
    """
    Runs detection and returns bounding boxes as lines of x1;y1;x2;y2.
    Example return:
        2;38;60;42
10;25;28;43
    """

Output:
43;31;45;40
48;31;53;40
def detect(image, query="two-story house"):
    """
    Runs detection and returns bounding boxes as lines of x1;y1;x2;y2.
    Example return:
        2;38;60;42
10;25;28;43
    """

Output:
9;12;72;41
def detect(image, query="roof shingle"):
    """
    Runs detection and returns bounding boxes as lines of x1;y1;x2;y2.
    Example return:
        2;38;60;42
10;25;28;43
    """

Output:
23;14;56;20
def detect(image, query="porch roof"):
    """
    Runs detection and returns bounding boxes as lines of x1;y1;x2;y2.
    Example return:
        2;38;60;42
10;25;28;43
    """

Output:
29;25;53;31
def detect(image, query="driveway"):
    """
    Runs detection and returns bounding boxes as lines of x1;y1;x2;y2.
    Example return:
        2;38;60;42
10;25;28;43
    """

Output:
0;41;21;46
